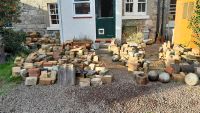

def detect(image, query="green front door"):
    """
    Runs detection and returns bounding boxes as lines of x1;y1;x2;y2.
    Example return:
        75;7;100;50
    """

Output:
96;0;115;38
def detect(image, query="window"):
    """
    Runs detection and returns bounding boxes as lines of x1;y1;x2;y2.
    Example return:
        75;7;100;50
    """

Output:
124;0;147;16
48;3;59;27
182;2;194;19
73;0;91;16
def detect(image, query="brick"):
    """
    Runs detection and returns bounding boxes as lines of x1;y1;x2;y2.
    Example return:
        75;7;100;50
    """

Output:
28;68;40;77
12;67;21;76
102;75;113;84
165;66;174;75
43;62;53;67
39;78;55;85
25;77;38;86
24;63;34;69
40;71;48;78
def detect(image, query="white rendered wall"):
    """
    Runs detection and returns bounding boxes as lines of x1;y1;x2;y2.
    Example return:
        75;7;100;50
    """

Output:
58;0;96;43
116;0;122;43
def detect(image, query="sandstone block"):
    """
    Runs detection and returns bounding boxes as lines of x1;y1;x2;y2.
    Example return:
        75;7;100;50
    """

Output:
91;78;102;86
24;63;34;69
12;67;21;76
78;78;91;87
102;75;113;84
172;73;185;82
28;68;40;77
25;77;38;86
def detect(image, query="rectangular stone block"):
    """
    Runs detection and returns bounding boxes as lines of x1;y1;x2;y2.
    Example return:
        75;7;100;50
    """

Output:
40;71;48;78
78;78;91;87
25;77;38;86
39;78;55;85
95;67;106;72
24;63;34;69
172;72;185;82
28;68;40;77
12;67;21;76
43;62;53;67
102;75;113;84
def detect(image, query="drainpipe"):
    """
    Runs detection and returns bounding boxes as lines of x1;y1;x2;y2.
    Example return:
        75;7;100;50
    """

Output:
58;0;64;44
161;0;165;37
156;0;161;40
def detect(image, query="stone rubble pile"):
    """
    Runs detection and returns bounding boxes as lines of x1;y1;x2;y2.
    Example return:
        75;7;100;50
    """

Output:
158;41;200;86
108;39;148;73
12;41;113;86
25;32;60;50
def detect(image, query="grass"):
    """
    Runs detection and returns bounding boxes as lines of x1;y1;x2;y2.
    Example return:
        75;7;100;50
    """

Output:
0;61;23;96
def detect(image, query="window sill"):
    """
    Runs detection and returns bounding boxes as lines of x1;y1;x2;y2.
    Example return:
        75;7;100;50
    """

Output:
73;15;92;19
47;27;60;31
122;15;150;20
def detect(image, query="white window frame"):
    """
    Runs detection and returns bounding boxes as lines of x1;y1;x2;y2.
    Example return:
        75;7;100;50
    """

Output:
73;0;92;17
124;0;147;16
48;3;59;28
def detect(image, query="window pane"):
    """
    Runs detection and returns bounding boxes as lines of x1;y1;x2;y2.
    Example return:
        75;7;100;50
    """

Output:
142;3;146;12
138;0;145;2
50;4;55;9
75;3;90;14
52;20;58;24
138;3;146;12
138;3;142;12
126;4;130;12
130;3;133;12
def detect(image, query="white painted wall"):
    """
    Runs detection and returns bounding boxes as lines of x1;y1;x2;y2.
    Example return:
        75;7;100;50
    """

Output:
116;0;122;43
58;0;96;43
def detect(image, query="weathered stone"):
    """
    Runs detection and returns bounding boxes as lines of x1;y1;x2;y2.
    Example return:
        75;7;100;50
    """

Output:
180;63;194;73
172;72;185;82
78;78;91;87
14;57;24;66
25;77;38;86
24;63;34;69
165;66;174;75
99;69;109;75
135;73;148;85
20;69;28;77
102;75;113;84
89;63;96;70
12;67;21;76
93;55;99;62
39;78;55;85
148;70;158;81
112;55;120;62
159;72;170;83
28;68;40;77
86;70;96;76
40;71;48;78
165;56;175;67
91;78;102;86
95;67;106;72
171;63;181;74
43;62;53;67
185;73;199;86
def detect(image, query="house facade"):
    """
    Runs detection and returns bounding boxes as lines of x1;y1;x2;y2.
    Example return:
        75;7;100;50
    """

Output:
14;0;59;36
173;0;196;48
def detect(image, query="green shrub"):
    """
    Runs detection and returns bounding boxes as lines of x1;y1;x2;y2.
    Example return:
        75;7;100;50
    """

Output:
1;29;27;54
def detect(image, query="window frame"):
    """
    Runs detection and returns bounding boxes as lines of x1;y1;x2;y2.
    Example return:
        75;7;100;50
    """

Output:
73;0;92;17
48;3;59;28
124;0;147;16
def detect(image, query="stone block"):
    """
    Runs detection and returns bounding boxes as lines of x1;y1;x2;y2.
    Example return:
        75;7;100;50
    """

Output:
172;72;185;82
43;62;53;67
46;52;54;56
12;67;21;76
39;78;55;85
24;63;34;69
78;78;91;87
102;75;113;84
20;69;28;77
180;63;194;73
93;55;99;62
40;71;48;78
89;63;96;70
91;78;102;86
48;61;58;65
135;73;148;85
171;63;181;74
95;67;106;72
127;63;139;72
34;61;43;67
165;66;174;75
185;73;199;86
25;77;38;86
28;68;40;77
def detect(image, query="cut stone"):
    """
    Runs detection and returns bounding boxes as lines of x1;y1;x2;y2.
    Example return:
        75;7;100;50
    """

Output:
171;63;181;74
93;55;99;62
20;69;28;77
180;63;194;73
102;75;113;84
28;68;40;77
25;77;38;86
12;67;21;76
91;78;102;86
39;78;55;85
89;63;96;70
159;72;170;83
148;70;158;81
78;78;91;87
165;66;174;75
135;73;148;85
185;73;199;86
172;72;185;82
40;71;48;78
24;63;34;69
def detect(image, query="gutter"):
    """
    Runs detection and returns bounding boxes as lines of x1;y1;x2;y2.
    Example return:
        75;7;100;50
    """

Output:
58;0;64;44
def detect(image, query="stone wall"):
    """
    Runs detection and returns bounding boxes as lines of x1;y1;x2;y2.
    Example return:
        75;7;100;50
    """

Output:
122;0;158;43
14;0;58;36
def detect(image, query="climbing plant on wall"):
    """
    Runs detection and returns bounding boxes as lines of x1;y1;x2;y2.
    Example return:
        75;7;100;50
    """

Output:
0;0;20;28
189;0;200;47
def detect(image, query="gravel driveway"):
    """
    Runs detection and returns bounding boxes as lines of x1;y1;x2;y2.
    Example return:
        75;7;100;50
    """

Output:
1;53;200;113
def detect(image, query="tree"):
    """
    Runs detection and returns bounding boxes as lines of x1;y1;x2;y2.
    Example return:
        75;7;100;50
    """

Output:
189;0;200;47
0;0;20;28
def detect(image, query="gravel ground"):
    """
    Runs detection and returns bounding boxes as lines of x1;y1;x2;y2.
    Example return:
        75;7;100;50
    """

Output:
1;47;200;113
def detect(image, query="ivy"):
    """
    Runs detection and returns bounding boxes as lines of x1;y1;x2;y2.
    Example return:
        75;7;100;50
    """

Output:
189;0;200;48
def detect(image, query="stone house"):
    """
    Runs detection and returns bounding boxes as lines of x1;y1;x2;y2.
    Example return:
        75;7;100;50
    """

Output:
14;0;59;36
14;0;177;43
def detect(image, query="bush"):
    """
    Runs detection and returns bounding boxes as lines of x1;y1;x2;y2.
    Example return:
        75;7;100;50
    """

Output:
1;29;27;54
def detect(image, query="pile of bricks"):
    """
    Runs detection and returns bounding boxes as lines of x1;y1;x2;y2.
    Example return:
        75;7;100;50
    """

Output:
108;39;148;72
12;41;113;86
